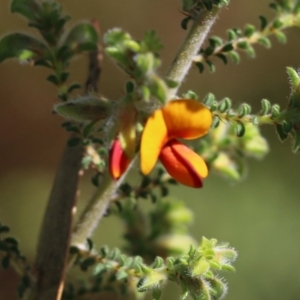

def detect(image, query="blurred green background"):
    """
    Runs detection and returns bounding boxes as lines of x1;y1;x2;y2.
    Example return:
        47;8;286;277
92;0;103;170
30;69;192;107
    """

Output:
1;1;300;299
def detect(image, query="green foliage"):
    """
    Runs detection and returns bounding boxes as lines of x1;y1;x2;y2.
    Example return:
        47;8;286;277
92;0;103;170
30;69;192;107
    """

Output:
193;1;300;73
63;23;98;54
0;221;31;298
1;0;98;102
64;236;236;300
0;33;48;63
104;28;168;103
55;96;112;122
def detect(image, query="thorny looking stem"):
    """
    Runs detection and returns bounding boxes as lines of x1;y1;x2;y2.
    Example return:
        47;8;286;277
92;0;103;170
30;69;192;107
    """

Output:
71;6;223;248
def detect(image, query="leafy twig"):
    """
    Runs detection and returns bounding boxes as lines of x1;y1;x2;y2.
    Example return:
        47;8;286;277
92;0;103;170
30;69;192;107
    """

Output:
71;5;224;249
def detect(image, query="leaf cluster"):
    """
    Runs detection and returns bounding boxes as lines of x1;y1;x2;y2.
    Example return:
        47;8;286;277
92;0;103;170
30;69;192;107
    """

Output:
0;221;31;298
104;28;173;103
0;0;99;101
193;0;300;73
64;237;236;300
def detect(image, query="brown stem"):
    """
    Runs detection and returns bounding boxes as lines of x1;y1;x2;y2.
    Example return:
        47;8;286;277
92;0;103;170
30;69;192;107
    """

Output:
33;143;83;300
32;20;103;300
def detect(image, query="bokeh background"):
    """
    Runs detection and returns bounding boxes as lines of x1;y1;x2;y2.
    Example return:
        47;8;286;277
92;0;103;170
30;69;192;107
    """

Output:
1;1;300;299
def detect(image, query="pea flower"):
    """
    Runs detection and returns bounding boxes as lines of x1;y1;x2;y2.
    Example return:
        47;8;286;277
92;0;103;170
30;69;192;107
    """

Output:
140;99;212;188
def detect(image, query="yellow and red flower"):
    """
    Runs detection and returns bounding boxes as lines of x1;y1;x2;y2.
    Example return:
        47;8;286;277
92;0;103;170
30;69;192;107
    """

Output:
140;99;212;188
109;99;212;187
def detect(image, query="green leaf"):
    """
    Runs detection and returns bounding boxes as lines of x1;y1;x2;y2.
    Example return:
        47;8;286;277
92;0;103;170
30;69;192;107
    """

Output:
245;45;256;58
55;96;112;122
63;23;98;55
203;93;215;107
82;120;97;138
294;1;300;14
235;122;246;137
152;289;162;300
204;46;214;56
260;98;271;115
0;225;10;234
276;124;289;141
228;50;240;63
206;60;216;73
182;0;195;11
141;30;163;53
286;67;300;93
227;29;237;41
87;238;93;251
126;81;135;93
181;17;191;30
91;172;101;187
148;75;168;103
34;58;52;68
218;98;231;112
273;19;284;29
116;270;128;280
237;41;248;50
211;115;220;128
221;43;234;52
195;62;205;73
258;37;271;48
238;103;251;117
0;33;47;63
2;255;10;269
164;79;179;88
259;15;268;31
271;104;280;118
67;82;81;94
216;53;227;64
11;0;40;21
209;36;223;47
292;129;300;153
160;185;169;197
67;137;81;147
274;31;287;43
47;74;60;86
244;24;256;37
81;257;96;271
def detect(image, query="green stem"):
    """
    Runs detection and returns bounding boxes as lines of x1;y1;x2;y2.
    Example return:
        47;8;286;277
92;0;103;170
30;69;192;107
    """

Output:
194;11;300;63
166;6;221;100
71;6;224;248
214;111;276;125
71;158;138;247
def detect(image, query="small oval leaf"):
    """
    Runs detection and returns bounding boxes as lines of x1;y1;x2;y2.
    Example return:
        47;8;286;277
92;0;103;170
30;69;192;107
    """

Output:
63;22;98;54
0;33;47;63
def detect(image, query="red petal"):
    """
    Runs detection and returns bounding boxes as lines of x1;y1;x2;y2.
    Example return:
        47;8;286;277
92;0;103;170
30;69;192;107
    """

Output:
109;139;130;180
159;139;208;188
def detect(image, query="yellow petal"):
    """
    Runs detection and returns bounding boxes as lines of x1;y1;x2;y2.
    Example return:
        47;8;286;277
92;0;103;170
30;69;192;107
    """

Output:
140;109;168;175
159;139;208;188
119;103;137;159
162;99;212;140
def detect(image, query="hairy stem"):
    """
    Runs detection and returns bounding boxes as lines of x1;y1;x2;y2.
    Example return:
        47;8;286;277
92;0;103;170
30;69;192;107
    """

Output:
72;158;137;248
166;6;221;99
71;6;223;247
